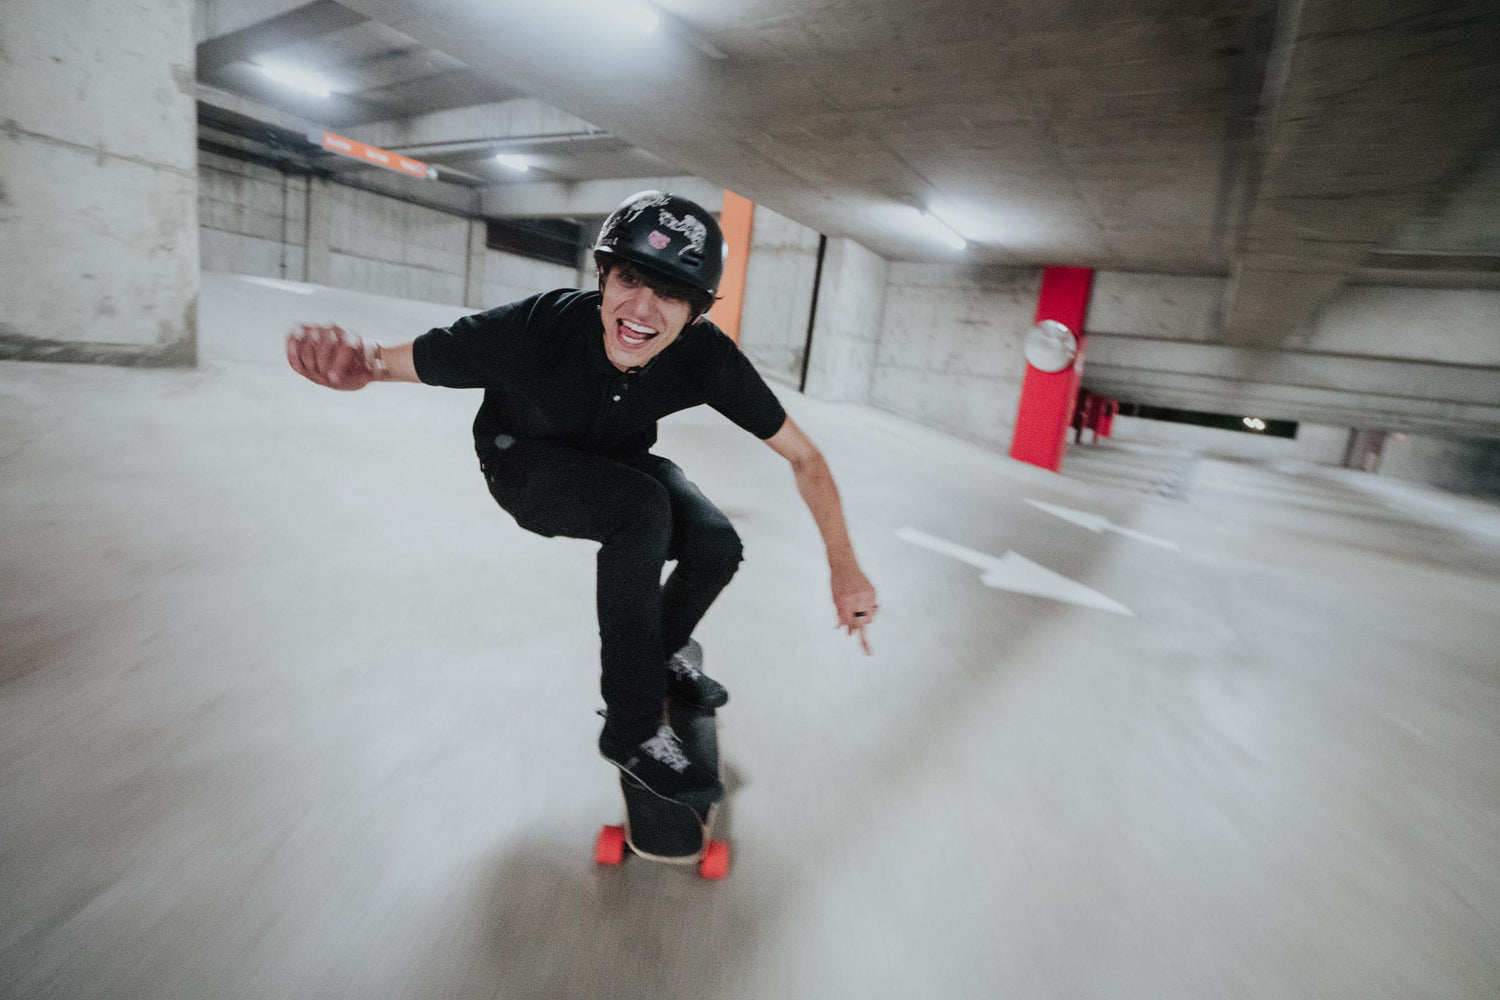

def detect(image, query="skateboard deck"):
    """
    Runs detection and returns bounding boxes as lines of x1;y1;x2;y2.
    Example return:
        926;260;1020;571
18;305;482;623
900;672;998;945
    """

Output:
595;643;730;878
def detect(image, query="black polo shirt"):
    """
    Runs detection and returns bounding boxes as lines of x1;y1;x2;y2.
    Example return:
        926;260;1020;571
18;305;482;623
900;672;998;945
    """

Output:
411;289;787;458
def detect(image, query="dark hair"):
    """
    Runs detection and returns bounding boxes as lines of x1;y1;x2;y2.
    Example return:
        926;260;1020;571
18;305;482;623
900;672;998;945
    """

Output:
596;255;717;318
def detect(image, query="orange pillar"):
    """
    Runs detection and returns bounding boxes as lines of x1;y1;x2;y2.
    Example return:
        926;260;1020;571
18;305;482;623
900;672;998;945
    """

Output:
709;190;755;343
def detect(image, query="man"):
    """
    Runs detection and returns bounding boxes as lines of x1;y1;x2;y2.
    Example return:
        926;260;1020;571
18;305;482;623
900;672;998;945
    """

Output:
287;190;877;807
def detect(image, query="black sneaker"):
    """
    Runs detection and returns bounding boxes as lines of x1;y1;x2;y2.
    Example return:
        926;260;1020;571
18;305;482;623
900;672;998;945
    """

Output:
599;724;723;807
666;639;729;708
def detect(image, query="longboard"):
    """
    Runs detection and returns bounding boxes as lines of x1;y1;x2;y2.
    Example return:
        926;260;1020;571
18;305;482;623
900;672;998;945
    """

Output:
595;645;730;878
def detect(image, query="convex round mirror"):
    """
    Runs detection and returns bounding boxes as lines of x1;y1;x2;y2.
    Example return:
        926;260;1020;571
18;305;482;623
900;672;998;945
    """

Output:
1023;319;1078;373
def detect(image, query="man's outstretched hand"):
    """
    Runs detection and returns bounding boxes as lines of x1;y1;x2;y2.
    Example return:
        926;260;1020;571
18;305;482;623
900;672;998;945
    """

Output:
832;565;879;655
286;323;379;390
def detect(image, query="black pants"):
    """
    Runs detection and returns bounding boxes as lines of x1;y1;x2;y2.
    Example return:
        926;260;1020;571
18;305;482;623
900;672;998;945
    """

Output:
479;438;743;743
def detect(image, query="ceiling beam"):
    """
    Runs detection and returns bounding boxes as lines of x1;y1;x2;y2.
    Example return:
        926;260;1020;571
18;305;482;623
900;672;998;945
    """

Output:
197;81;326;138
197;0;367;74
346;98;603;152
481;178;724;219
1084;332;1500;435
1221;0;1500;347
1087;334;1500;405
197;83;488;185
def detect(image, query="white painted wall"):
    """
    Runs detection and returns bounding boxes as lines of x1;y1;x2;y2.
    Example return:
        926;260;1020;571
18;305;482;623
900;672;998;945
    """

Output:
1;0;198;363
869;264;1040;452
1108;416;1351;464
737;207;821;384
1379;433;1500;499
1307;286;1500;366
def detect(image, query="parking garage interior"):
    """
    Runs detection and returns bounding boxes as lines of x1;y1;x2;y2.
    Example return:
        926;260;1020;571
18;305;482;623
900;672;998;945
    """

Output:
3;2;1499;997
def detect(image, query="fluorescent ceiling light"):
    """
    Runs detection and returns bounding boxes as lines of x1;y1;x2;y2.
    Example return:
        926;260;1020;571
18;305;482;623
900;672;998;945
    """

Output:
922;210;968;251
494;153;530;172
1242;417;1266;431
258;63;332;98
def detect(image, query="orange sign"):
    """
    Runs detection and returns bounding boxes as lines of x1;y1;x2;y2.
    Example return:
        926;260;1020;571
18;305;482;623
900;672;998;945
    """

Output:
310;131;436;180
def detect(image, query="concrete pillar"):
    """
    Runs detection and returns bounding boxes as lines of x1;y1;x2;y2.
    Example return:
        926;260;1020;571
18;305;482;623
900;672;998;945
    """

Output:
803;237;889;404
1342;429;1388;473
464;220;487;309
736;207;821;384
304;177;334;286
0;0;199;366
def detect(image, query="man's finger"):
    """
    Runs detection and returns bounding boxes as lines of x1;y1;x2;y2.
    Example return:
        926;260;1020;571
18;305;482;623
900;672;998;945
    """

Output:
313;325;339;374
326;335;357;386
296;330;321;381
856;625;872;655
290;331;319;382
286;332;307;376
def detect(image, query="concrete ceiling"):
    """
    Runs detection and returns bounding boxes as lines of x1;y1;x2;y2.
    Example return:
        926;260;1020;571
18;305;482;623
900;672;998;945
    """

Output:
196;0;1500;435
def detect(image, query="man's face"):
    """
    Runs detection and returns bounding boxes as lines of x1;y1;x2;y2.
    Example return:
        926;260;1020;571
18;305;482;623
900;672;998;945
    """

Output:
599;263;696;371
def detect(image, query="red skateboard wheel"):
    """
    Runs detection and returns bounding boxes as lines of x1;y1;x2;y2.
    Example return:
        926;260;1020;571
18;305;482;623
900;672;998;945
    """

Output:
595;824;626;865
698;840;730;880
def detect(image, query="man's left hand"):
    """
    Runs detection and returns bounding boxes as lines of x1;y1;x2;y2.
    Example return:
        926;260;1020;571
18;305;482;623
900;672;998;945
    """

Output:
832;567;879;655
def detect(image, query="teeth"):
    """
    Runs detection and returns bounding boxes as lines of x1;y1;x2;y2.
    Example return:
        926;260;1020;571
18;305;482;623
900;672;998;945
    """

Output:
621;319;655;335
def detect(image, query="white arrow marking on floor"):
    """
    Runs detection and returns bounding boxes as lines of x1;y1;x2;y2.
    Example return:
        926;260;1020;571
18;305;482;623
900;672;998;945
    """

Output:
896;527;1134;616
1025;499;1180;551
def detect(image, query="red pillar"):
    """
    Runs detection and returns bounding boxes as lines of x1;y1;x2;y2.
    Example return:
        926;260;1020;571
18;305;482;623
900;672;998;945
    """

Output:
1009;266;1094;471
1099;399;1118;438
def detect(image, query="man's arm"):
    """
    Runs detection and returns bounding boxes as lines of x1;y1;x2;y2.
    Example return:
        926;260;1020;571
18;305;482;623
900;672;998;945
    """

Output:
764;416;879;653
286;323;421;389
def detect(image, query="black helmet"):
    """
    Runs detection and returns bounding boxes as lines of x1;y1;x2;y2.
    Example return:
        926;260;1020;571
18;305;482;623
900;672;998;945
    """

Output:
593;190;725;298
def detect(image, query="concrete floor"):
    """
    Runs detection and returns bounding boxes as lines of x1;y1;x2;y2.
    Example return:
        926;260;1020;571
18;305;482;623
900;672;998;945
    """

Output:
2;274;1498;1000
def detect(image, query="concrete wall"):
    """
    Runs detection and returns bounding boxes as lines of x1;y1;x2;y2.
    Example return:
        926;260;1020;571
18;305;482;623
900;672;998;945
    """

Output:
1;0;199;365
1379;433;1500;500
870;264;1040;452
737;207;821;384
198;153;575;307
715;206;887;402
1309;286;1500;366
1108;416;1351;464
200;150;307;279
325;184;468;304
805;238;888;403
481;250;578;307
1086;272;1224;342
1085;271;1500;369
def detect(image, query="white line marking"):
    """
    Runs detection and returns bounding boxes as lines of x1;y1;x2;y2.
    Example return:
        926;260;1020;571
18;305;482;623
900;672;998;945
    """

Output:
1025;499;1180;551
896;527;1135;616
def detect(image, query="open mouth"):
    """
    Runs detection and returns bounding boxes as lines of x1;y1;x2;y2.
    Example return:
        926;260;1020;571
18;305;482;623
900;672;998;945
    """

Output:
615;318;658;349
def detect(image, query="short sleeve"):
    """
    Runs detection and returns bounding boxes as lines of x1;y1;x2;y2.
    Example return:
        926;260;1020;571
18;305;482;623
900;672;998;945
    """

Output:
412;290;574;388
708;336;788;439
